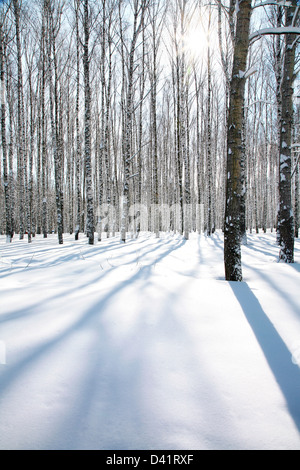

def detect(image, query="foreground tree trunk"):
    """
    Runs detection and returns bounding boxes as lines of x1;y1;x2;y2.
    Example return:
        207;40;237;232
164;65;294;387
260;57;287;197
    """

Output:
224;0;252;281
277;2;298;263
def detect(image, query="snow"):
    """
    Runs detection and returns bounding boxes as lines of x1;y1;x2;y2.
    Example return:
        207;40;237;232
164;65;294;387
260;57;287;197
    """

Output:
250;27;300;42
244;66;258;80
0;231;300;450
253;1;292;8
280;154;289;163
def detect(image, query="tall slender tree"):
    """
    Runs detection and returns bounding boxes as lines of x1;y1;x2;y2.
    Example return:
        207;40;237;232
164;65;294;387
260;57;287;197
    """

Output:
46;0;64;244
0;11;12;242
13;0;26;240
120;0;149;243
83;0;94;244
74;0;81;241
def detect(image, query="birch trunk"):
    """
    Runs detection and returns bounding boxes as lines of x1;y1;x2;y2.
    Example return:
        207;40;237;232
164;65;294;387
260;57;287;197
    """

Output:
83;0;94;245
75;0;81;241
41;11;48;238
224;0;252;281
150;18;159;238
277;2;298;262
0;22;12;242
46;0;63;244
120;1;148;242
207;39;212;237
13;0;26;240
294;153;299;238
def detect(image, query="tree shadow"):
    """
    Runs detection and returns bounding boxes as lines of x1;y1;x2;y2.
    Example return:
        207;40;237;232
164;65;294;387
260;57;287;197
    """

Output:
289;263;300;273
0;235;194;449
0;237;187;397
242;260;300;321
230;281;300;434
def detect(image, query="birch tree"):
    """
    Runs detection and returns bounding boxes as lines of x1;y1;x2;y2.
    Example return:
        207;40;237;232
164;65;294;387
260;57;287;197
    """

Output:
148;0;165;238
206;7;213;236
0;7;12;242
277;1;299;262
46;0;64;244
13;0;26;240
74;0;81;241
83;0;94;245
224;0;252;281
250;2;300;261
103;0;116;239
120;0;149;243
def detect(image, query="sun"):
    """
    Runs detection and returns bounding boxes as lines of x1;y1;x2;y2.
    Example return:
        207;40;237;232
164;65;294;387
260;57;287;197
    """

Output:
183;27;210;61
160;7;218;68
180;6;218;64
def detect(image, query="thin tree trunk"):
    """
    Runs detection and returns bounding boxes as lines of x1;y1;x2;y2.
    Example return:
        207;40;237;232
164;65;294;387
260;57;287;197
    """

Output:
240;106;247;244
175;56;184;235
83;0;94;245
13;0;26;240
120;1;147;243
0;23;12;242
104;7;114;238
207;37;212;237
46;0;63;244
41;11;48;238
75;0;81;241
6;50;14;238
294;152;299;238
150;17;159;238
27;68;34;242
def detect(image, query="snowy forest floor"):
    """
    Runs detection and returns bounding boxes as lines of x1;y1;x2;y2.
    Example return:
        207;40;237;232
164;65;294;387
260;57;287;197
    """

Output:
0;230;300;450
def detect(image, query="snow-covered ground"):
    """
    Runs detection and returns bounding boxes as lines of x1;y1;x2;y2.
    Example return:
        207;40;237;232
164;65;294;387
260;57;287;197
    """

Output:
0;230;300;450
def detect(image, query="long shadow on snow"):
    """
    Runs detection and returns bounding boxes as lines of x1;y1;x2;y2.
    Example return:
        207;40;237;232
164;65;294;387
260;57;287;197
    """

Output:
0;237;186;398
289;263;300;274
230;282;300;434
208;232;224;252
0;237;178;323
0;235;171;279
242;260;300;321
241;241;278;261
243;232;300;263
194;232;224;280
51;239;245;450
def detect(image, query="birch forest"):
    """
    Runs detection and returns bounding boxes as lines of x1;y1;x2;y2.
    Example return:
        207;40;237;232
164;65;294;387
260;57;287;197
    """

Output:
0;0;300;279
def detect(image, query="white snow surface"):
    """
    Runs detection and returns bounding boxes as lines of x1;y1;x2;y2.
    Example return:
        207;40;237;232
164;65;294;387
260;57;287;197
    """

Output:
0;231;300;450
